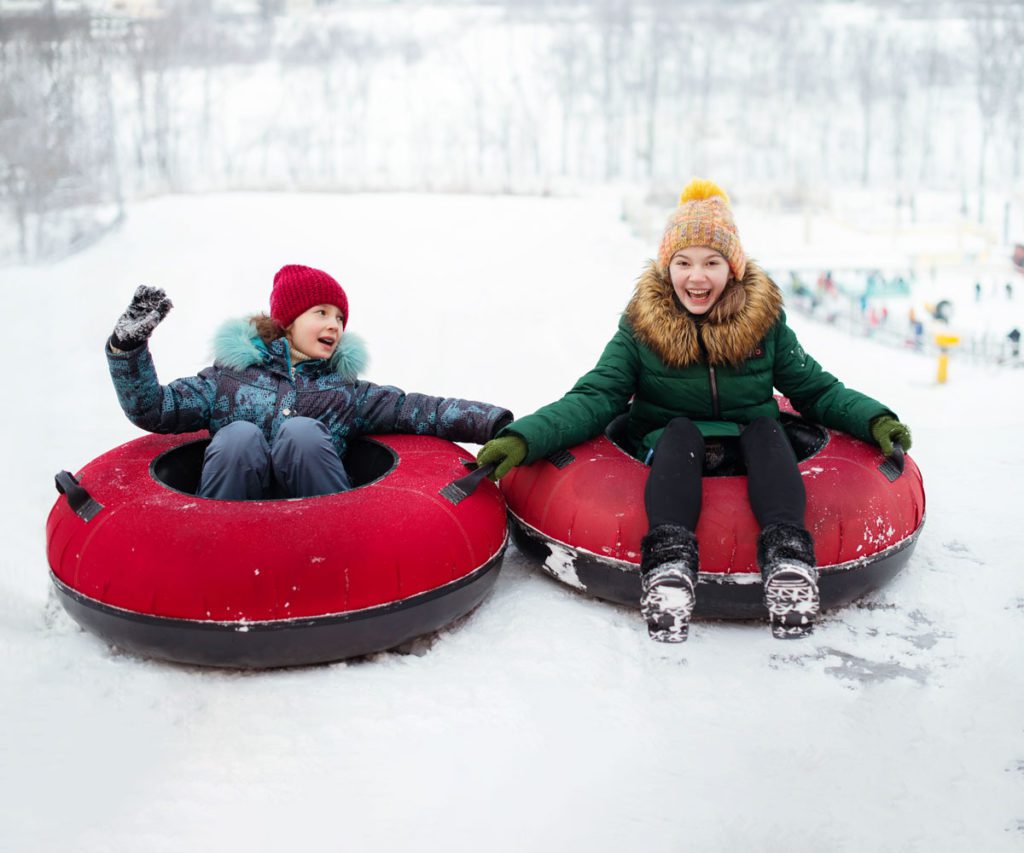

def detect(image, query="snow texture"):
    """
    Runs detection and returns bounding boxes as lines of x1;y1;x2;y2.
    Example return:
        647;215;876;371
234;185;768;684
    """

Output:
1;192;1023;852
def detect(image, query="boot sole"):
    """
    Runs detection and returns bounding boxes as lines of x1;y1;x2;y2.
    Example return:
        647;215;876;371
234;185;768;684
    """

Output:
764;569;820;640
641;579;695;643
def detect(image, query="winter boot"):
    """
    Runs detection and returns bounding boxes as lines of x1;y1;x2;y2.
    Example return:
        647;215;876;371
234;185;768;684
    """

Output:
639;524;699;643
758;523;819;639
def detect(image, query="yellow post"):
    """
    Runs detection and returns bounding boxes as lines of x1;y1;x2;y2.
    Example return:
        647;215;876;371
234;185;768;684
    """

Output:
935;334;960;384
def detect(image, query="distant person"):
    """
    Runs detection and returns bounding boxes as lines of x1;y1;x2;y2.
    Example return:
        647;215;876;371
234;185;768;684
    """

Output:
106;265;512;500
910;309;925;348
1009;328;1021;359
476;179;911;642
975;282;982;302
934;299;953;323
1007;281;1014;300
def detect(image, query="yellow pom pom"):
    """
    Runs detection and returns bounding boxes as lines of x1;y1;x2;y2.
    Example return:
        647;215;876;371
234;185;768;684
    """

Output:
679;178;729;206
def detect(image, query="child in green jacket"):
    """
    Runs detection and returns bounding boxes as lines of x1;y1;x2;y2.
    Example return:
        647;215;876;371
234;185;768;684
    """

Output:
477;179;911;642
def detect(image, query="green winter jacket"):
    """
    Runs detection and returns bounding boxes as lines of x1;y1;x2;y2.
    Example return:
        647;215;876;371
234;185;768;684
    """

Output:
504;261;894;464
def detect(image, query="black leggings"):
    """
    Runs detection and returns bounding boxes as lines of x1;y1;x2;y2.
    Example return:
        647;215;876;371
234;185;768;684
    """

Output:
644;416;806;532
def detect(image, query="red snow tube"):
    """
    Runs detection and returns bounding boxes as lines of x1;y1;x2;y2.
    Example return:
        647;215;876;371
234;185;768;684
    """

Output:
501;400;925;617
46;432;507;667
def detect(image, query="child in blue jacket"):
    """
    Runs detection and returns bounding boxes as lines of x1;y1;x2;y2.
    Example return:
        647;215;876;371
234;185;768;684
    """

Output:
107;264;512;499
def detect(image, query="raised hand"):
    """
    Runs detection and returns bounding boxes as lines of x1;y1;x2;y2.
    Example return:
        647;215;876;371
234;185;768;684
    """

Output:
111;285;173;350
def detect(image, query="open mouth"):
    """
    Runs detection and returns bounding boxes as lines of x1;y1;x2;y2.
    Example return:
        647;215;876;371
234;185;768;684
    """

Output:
317;337;336;348
686;289;712;301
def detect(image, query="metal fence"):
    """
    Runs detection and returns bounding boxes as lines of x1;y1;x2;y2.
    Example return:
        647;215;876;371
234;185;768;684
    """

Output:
783;289;1023;368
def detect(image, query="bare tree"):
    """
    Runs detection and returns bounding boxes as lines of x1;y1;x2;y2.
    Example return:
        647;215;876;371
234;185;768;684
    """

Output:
548;25;592;179
913;34;954;188
0;16;109;260
627;9;680;183
1001;4;1024;183
884;37;911;191
122;15;185;190
968;4;1015;223
847;25;882;187
592;0;632;181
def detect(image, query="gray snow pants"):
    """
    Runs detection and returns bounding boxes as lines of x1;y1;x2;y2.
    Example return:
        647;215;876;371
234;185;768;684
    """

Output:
197;417;352;500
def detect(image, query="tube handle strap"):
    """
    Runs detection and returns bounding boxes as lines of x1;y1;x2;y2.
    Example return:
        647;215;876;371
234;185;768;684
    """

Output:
439;462;498;506
55;470;104;522
878;441;905;482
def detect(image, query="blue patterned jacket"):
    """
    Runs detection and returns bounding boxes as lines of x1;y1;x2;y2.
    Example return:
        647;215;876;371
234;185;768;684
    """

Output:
107;318;512;456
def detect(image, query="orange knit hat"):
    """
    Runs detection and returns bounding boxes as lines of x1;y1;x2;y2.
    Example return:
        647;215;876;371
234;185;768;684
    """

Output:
657;179;746;281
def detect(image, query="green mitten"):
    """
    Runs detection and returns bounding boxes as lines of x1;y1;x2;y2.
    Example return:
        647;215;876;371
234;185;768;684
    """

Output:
869;415;913;456
476;435;528;480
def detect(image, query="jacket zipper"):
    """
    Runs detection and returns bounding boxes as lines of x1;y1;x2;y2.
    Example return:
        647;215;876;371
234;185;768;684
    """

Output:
275;338;296;420
697;325;721;419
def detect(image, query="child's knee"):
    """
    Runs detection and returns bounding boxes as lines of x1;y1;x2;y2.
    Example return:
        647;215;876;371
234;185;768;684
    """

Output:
207;421;267;456
743;416;783;440
203;422;270;481
662;416;704;447
276;416;330;446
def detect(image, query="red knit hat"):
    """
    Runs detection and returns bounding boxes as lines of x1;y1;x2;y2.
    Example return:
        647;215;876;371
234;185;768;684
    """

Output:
270;264;349;328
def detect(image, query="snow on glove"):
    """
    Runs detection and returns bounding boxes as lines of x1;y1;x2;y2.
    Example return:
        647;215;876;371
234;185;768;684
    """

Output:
869;415;912;456
476;435;528;481
111;285;173;350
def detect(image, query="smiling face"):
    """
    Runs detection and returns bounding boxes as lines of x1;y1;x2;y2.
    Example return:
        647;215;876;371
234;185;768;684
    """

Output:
668;247;731;315
285;303;344;359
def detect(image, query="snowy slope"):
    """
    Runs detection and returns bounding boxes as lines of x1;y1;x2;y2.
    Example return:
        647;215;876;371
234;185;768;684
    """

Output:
1;193;1022;852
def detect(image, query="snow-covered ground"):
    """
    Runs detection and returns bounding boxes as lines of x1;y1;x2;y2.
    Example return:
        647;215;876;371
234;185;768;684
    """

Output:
2;192;1023;852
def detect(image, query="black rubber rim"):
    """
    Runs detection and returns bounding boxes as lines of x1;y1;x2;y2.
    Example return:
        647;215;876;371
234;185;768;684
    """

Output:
509;512;924;619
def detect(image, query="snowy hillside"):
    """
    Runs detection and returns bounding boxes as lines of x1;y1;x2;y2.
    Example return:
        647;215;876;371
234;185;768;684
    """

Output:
2;192;1023;852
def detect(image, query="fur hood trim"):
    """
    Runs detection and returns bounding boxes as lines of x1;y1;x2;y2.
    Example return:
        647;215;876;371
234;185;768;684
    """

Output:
624;259;783;367
211;317;368;380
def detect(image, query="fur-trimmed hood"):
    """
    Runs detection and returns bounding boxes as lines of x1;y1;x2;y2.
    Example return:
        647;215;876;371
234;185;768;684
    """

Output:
211;317;369;381
624;259;783;367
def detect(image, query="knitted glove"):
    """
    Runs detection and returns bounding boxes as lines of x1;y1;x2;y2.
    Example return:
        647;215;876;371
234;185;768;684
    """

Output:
111;285;173;350
476;435;528;481
869;415;912;456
